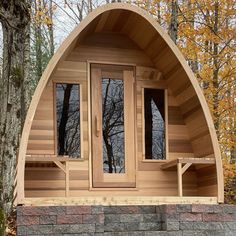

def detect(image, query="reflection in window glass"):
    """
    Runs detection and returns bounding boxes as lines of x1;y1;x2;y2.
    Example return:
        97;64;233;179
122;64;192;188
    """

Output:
56;83;80;158
144;88;165;160
102;78;125;173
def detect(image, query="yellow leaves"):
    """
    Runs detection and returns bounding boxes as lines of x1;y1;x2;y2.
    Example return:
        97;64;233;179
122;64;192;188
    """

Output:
44;16;52;27
36;10;44;17
226;8;236;17
32;1;56;28
33;10;53;28
171;1;236;185
199;64;213;80
224;160;236;180
223;160;236;204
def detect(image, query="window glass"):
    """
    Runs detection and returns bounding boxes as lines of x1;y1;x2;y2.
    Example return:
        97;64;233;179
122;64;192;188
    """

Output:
56;83;80;158
144;88;165;160
102;78;125;173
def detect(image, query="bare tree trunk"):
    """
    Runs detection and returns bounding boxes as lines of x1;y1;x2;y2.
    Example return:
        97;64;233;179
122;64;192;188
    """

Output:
87;0;93;13
157;1;161;24
0;0;30;234
168;0;178;44
230;149;236;164
187;0;198;73
212;1;219;135
48;0;54;57
33;0;43;81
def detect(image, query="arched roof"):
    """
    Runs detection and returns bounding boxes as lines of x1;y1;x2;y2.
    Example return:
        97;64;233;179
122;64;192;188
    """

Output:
16;3;223;203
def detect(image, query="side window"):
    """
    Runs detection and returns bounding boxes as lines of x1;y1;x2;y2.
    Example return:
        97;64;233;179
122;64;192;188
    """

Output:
56;83;81;158
144;88;166;160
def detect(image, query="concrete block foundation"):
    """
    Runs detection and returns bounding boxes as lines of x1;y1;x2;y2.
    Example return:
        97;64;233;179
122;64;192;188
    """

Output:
17;204;236;235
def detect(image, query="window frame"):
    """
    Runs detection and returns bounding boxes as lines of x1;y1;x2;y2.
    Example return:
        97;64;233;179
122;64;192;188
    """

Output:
53;81;83;159
90;63;136;188
141;86;168;162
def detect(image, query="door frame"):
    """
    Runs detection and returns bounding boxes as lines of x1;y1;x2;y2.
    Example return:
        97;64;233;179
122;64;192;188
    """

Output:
88;61;137;188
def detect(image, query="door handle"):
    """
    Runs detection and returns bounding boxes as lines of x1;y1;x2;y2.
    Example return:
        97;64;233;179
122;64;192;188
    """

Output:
95;115;100;137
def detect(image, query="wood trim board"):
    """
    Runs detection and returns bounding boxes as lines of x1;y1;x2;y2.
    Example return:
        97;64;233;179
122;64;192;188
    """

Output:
90;64;136;188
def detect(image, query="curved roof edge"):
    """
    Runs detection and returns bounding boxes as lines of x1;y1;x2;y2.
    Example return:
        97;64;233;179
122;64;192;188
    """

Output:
16;3;224;203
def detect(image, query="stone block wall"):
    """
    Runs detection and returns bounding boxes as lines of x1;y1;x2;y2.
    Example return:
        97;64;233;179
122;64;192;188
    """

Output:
17;204;236;235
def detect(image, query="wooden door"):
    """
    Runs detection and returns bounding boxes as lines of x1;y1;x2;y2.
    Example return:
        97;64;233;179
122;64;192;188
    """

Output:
91;64;136;188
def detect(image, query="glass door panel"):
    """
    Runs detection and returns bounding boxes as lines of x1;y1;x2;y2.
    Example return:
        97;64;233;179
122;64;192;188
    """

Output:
91;64;135;188
102;78;125;173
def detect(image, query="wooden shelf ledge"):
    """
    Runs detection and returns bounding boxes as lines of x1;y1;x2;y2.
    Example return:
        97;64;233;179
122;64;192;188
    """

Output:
25;154;85;198
161;157;215;170
25;155;84;162
161;157;216;197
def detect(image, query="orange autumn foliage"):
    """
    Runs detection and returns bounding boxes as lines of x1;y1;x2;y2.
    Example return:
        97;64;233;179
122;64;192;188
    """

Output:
133;0;236;203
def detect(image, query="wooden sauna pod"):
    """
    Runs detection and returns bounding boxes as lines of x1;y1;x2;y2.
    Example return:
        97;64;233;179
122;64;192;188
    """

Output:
16;3;224;205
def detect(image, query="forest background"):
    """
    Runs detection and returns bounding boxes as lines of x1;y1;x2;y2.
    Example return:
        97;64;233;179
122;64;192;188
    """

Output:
0;0;235;235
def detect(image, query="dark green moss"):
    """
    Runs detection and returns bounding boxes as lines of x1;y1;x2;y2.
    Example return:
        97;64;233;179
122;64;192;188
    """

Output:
11;66;23;87
0;208;5;236
16;109;21;118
